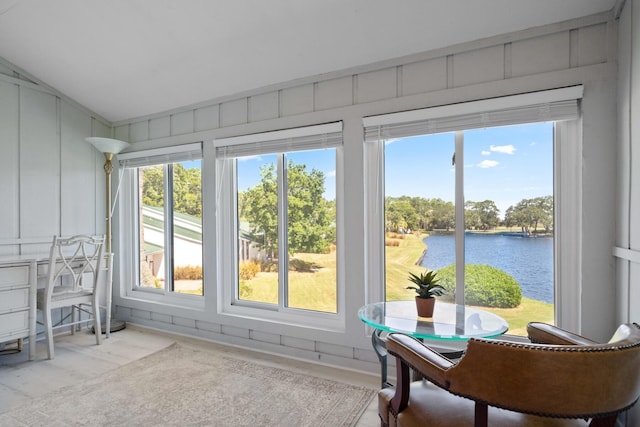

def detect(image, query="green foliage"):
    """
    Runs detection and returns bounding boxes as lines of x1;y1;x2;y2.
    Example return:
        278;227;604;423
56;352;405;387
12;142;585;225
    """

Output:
239;160;335;256
385;195;552;233
385;196;455;231
504;196;553;233
406;270;444;298
142;163;203;218
239;281;252;298
239;260;260;280
465;200;500;230
436;264;522;308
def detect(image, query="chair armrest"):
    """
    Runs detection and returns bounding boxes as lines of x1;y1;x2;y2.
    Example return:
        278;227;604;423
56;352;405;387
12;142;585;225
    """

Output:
386;333;455;386
527;322;598;346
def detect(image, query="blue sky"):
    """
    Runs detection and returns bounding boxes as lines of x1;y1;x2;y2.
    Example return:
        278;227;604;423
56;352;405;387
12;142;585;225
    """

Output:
385;122;553;217
215;121;553;216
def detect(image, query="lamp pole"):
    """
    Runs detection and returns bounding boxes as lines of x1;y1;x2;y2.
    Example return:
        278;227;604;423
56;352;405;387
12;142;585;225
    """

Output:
86;137;130;335
103;152;114;254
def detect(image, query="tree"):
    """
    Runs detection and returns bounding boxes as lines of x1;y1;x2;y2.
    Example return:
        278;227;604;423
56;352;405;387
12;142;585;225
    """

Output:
240;163;278;258
465;200;500;230
504;195;553;233
142;164;202;218
385;198;418;232
240;161;334;257
428;198;455;230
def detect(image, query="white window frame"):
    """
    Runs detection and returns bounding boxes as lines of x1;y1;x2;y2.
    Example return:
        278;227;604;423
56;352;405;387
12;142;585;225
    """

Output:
363;87;583;332
209;122;346;331
117;143;205;308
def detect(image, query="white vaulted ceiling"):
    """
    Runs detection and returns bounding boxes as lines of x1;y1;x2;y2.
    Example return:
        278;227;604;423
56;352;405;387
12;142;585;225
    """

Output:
0;0;618;123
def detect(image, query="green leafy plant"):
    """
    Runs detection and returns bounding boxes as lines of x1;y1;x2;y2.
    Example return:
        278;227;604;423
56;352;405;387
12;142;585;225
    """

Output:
406;270;444;299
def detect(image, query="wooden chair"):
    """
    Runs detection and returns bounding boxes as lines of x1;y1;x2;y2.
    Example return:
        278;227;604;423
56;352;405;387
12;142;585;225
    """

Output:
36;235;105;359
379;322;640;426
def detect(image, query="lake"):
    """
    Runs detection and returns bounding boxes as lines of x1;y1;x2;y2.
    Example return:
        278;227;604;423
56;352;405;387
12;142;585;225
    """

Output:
420;233;554;304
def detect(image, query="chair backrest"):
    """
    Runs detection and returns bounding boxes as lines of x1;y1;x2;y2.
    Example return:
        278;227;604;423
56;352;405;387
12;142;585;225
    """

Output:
45;235;105;299
446;323;640;419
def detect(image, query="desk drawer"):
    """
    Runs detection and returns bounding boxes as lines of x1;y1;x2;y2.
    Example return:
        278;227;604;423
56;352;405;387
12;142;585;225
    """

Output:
0;310;29;339
0;288;30;313
0;265;30;289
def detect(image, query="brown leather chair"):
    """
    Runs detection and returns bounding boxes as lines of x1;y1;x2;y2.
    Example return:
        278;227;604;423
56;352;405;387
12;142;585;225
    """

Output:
378;322;640;426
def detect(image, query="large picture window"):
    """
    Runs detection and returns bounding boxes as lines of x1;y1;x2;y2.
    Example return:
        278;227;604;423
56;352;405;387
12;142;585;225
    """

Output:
214;123;342;318
364;87;582;336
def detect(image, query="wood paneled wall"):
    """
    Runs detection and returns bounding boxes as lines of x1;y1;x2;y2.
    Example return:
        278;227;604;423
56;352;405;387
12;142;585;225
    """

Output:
0;70;110;255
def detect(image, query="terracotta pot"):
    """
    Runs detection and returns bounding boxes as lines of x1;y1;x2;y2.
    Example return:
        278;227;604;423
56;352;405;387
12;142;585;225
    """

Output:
415;296;436;317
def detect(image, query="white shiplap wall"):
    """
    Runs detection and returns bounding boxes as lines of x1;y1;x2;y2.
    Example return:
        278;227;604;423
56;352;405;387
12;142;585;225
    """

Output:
0;70;111;253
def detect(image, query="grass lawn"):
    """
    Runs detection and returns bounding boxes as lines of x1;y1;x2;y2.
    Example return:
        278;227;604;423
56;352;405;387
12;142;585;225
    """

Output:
232;231;554;336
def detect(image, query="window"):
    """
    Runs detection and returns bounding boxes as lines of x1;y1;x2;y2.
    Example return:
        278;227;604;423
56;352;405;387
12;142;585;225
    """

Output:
364;87;582;336
214;123;342;319
119;144;203;296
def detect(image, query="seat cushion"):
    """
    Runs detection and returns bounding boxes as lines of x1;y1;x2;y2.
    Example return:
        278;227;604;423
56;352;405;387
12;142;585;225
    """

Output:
378;381;590;427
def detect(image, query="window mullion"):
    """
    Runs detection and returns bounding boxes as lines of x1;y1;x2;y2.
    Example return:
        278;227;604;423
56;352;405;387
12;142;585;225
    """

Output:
278;154;287;309
165;164;174;293
454;131;465;305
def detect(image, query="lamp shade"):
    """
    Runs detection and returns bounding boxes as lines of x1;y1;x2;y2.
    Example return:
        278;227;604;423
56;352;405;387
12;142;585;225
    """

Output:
86;137;130;154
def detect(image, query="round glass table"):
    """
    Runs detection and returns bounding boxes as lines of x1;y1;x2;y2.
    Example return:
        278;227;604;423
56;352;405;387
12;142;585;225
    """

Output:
358;300;509;387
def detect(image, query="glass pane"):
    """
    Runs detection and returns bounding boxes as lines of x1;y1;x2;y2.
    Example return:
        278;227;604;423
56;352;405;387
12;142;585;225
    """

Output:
237;154;278;305
139;165;165;290
384;133;456;302
285;149;337;313
171;160;203;295
463;122;554;336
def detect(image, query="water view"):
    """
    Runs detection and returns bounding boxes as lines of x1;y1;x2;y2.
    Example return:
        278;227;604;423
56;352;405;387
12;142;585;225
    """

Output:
421;233;554;304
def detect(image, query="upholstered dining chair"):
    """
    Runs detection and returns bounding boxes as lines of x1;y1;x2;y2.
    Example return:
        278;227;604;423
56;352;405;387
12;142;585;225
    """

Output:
36;235;105;359
378;322;640;427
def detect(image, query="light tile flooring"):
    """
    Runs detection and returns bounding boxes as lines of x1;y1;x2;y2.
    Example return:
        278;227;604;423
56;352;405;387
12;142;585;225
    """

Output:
0;325;379;426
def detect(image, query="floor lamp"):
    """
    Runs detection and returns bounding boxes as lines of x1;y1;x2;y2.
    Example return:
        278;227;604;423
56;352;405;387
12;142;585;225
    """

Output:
86;137;130;335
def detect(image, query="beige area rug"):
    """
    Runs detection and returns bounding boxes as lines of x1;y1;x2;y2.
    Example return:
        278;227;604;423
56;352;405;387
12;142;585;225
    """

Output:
1;343;376;426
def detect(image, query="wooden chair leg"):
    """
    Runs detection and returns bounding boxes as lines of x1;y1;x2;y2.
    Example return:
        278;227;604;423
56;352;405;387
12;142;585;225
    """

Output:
589;415;618;427
474;402;488;427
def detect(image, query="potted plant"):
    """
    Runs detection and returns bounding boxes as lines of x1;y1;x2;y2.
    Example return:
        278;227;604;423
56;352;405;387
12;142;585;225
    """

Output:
406;269;444;317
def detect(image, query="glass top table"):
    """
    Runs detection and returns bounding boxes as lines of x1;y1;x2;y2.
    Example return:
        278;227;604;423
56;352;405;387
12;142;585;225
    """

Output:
358;301;508;387
358;300;509;341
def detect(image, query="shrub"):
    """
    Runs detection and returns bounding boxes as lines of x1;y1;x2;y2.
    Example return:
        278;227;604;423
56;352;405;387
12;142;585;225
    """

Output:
260;260;278;273
289;258;318;272
239;260;261;280
385;239;400;247
239;281;252;298
174;265;203;280
436;264;522;308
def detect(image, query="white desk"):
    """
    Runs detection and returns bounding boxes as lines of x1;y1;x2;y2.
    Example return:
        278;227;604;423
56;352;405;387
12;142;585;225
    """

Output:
0;253;113;360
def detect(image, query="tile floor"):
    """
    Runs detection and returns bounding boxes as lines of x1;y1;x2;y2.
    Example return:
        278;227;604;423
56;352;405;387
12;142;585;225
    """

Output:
0;325;379;426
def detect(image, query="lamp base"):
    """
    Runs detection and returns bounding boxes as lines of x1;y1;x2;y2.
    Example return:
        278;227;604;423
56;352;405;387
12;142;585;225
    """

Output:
92;319;126;335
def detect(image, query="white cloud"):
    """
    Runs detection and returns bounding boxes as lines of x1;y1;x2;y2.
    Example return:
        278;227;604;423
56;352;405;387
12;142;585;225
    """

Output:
481;150;490;156
478;160;499;168
237;155;262;162
490;144;516;154
326;170;336;178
